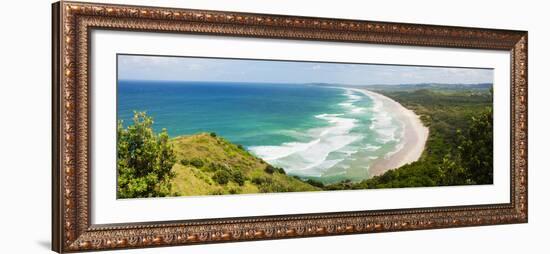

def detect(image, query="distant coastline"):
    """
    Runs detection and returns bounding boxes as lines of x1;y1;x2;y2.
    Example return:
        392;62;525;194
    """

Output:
353;89;429;177
118;81;429;182
117;54;494;198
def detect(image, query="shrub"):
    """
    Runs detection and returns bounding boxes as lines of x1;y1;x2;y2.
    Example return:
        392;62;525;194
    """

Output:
265;165;275;174
232;170;246;186
205;162;219;172
251;176;271;185
208;163;246;186
258;181;289;193
212;170;231;185
189;158;204;168
265;165;285;174
206;162;231;173
210;189;224;195
209;132;217;138
180;159;190;166
305;179;325;188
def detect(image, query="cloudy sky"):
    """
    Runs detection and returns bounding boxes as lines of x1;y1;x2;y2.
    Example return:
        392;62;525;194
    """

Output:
118;54;493;85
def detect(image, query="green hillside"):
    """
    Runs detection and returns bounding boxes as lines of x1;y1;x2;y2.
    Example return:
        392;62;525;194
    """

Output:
325;87;493;190
169;133;320;196
118;82;494;198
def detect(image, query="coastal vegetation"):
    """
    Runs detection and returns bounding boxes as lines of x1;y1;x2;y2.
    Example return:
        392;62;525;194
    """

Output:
117;112;177;198
117;84;493;198
169;132;319;196
117;112;319;198
325;86;493;190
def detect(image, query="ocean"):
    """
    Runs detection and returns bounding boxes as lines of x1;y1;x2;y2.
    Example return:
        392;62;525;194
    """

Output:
118;81;404;184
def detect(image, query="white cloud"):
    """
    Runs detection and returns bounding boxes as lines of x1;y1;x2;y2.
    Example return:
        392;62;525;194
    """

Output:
118;54;493;85
310;65;321;70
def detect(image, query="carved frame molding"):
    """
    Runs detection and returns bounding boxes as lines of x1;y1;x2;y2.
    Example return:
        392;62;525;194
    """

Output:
52;1;528;252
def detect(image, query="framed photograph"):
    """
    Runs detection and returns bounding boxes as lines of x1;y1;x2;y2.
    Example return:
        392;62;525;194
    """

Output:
52;1;528;252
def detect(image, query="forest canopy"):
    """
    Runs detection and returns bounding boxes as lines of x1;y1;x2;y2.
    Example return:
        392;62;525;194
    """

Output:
325;87;493;190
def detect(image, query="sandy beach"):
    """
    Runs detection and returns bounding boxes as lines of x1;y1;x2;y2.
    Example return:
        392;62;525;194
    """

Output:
351;88;429;177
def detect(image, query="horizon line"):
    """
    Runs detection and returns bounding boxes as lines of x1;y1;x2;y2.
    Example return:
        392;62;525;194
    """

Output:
117;79;494;86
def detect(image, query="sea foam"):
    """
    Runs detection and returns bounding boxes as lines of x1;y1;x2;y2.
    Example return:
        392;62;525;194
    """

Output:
250;87;405;179
249;111;362;176
249;90;369;176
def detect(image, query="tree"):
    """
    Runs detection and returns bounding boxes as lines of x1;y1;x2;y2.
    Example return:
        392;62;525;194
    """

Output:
457;109;493;184
438;153;468;185
117;112;176;198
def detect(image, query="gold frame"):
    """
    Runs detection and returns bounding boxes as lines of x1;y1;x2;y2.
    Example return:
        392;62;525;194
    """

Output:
52;1;528;252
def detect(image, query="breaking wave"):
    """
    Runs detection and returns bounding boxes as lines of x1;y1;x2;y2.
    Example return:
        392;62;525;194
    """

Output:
249;88;404;178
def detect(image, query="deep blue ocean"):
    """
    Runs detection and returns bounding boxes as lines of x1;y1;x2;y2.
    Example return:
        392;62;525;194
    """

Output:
118;81;403;183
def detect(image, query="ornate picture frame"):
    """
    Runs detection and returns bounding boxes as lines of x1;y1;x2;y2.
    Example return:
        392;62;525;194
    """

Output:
52;1;527;252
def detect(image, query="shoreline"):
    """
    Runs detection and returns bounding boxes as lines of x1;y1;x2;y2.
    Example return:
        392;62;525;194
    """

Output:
352;88;429;177
165;85;429;182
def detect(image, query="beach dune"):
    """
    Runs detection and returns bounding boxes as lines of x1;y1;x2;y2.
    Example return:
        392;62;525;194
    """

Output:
353;89;429;177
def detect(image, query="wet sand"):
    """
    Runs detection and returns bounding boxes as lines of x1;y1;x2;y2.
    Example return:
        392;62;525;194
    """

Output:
351;88;429;177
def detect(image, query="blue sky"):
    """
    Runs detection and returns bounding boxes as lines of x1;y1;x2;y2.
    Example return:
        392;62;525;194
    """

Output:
118;54;493;85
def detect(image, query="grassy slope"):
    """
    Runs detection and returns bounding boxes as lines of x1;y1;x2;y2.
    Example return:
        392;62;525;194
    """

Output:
168;87;492;194
169;133;319;196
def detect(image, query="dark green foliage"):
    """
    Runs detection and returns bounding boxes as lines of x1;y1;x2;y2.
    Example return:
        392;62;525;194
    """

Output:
258;179;289;193
305;179;325;188
209;132;217;138
205;162;225;172
210;189;224;195
232;170;246;186
324;87;493;190
324;179;362;190
212;170;230;184
180;159;190;166
364;83;492;93
189;158;204;168
264;165;276;174
201;161;247;185
249;175;294;193
457;109;493;184
265;164;286;174
117;112;176;198
251;176;268;185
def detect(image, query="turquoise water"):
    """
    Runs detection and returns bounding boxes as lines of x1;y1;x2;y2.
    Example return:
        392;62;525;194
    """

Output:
118;81;403;183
